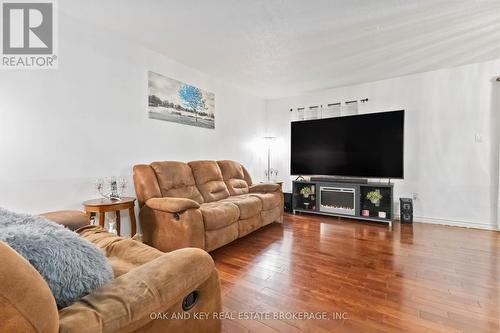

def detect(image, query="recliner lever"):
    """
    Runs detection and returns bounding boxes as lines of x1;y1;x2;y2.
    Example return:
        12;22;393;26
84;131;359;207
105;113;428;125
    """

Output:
173;210;189;220
182;291;199;311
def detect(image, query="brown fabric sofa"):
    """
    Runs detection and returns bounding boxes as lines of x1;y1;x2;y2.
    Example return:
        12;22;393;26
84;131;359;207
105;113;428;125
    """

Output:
0;225;222;333
133;160;283;252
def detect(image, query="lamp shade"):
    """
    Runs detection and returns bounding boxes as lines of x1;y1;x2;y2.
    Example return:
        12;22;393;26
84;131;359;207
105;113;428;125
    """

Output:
264;136;277;147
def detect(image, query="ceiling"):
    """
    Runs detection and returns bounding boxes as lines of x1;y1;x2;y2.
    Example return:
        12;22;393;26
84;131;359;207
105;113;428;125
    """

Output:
62;0;500;98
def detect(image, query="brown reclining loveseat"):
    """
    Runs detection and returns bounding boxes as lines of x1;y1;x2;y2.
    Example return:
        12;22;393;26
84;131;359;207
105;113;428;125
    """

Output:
0;222;221;333
133;160;283;252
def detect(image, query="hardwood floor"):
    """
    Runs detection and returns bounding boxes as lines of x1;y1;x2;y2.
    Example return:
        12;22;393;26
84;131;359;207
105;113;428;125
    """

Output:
211;213;500;333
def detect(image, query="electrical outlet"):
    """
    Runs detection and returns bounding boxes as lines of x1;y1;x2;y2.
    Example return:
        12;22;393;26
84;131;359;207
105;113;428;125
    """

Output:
475;133;483;143
412;193;418;201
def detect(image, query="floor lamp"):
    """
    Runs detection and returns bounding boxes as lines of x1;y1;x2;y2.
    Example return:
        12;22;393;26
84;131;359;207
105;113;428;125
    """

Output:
264;136;277;182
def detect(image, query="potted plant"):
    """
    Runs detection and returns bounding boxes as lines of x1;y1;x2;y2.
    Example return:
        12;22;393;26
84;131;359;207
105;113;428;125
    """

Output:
300;186;313;198
366;190;383;207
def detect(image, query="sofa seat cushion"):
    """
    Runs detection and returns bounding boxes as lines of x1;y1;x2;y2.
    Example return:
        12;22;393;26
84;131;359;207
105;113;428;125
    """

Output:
249;192;282;211
221;195;262;219
200;202;239;230
77;225;163;277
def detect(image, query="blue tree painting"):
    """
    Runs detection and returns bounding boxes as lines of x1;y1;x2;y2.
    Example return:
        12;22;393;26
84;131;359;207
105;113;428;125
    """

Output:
179;84;206;122
148;71;215;129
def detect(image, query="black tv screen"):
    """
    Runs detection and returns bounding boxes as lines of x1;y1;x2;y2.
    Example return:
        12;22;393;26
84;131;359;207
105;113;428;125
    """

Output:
290;110;404;178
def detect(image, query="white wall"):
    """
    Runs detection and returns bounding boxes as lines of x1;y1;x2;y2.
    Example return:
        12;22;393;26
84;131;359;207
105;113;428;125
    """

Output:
0;14;268;235
266;60;500;230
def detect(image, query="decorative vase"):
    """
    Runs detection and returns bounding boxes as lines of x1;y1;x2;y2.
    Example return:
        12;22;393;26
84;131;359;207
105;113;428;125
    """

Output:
370;198;380;207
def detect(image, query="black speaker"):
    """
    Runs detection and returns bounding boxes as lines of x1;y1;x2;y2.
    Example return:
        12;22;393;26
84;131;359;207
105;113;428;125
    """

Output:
399;198;413;223
284;192;293;213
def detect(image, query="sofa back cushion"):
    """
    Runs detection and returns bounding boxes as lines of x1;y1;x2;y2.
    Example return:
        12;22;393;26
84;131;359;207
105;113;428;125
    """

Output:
150;161;204;203
189;161;230;202
133;164;163;208
217;160;250;195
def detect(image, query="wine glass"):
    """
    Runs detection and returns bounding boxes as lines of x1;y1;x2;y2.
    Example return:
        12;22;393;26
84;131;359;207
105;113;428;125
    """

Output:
272;169;279;181
95;178;104;196
117;177;127;198
107;212;118;235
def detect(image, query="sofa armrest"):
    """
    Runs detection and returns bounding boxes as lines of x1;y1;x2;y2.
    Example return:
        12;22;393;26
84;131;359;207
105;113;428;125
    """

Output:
249;183;281;193
40;210;89;231
139;204;205;252
0;242;59;333
146;197;200;213
58;248;221;333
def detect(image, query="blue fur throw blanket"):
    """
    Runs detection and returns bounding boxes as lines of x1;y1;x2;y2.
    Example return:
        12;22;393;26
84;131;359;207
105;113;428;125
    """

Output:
0;208;113;308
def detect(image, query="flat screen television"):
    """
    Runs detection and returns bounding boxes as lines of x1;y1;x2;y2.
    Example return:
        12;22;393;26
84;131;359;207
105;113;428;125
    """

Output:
290;110;404;178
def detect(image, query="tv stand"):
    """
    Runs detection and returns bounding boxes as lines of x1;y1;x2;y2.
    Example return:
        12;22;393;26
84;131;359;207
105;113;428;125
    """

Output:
292;179;393;226
310;176;368;184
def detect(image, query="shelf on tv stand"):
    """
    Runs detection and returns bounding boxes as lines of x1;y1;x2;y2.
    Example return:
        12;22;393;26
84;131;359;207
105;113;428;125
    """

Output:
292;179;394;226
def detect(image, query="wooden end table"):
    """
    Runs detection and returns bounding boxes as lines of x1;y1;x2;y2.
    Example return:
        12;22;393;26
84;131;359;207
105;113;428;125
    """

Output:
83;197;137;236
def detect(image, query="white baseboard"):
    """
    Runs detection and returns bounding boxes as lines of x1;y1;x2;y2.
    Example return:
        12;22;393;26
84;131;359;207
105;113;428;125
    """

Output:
394;214;498;231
